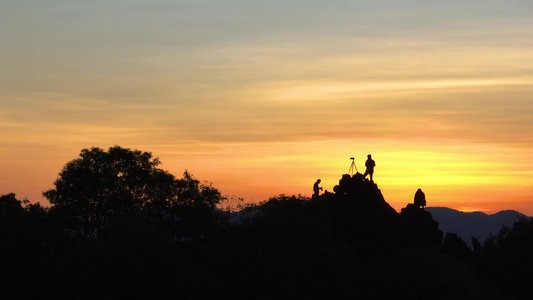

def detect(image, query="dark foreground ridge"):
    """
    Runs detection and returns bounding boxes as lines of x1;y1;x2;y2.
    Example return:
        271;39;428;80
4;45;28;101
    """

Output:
1;147;532;299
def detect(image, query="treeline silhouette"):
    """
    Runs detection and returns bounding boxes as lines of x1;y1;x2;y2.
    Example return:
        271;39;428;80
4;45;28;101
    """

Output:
1;146;532;299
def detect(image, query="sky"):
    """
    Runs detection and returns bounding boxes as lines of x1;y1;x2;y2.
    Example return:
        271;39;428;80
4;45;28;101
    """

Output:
1;0;533;215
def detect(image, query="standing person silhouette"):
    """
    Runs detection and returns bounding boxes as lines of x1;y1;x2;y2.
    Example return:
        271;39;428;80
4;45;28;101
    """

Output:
313;179;323;199
363;154;375;181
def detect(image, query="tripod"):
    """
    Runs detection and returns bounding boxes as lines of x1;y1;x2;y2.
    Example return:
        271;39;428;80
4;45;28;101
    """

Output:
348;157;358;175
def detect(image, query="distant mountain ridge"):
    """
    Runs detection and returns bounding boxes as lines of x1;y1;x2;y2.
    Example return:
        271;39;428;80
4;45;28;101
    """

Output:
426;207;527;249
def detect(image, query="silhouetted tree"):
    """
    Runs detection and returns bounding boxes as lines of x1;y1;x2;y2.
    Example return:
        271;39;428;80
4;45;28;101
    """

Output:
43;146;181;221
0;193;29;239
43;146;223;223
0;193;25;216
0;193;46;235
176;170;223;209
483;216;533;254
0;193;51;296
480;216;533;298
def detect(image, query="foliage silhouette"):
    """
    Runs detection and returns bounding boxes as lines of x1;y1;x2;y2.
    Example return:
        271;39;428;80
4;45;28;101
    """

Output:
43;146;223;222
0;193;26;215
43;146;177;220
479;216;533;298
176;169;223;209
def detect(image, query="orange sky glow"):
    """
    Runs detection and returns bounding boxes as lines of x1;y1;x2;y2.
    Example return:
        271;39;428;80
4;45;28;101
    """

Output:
1;1;532;215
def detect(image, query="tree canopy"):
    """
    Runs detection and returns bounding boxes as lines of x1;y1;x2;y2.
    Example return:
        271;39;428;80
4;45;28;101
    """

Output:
43;146;222;220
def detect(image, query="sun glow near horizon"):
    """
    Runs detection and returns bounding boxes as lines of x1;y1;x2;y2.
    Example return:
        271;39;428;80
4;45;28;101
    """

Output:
149;138;533;215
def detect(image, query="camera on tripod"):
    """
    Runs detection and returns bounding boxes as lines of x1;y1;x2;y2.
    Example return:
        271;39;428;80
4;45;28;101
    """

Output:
348;157;357;175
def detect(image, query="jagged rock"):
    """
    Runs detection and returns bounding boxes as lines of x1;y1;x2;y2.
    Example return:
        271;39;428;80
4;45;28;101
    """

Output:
330;173;397;217
471;237;482;253
313;173;445;251
398;204;443;248
443;232;472;258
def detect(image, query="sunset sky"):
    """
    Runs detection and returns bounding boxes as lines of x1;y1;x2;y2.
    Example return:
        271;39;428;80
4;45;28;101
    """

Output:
1;1;533;215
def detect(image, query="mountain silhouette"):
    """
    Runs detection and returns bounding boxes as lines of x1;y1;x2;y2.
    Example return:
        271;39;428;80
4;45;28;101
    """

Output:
426;207;526;249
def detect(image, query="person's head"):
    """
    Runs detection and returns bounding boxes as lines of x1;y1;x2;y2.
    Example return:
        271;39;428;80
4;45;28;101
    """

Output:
317;179;321;183
367;154;372;158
